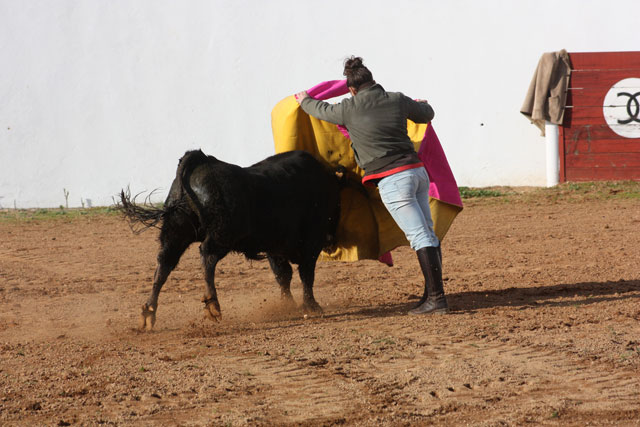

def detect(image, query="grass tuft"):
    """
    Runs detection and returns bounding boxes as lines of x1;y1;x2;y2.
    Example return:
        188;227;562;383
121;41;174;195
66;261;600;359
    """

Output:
459;187;506;198
0;206;120;223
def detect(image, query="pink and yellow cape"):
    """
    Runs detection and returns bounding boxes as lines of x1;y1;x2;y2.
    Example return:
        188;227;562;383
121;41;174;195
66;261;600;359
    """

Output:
271;80;463;265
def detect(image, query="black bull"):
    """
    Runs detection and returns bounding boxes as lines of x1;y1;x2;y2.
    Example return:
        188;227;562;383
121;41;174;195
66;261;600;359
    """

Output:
118;149;344;330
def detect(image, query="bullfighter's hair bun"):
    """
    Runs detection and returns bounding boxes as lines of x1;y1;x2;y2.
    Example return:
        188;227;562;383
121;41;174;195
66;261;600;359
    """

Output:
343;56;373;90
343;56;365;75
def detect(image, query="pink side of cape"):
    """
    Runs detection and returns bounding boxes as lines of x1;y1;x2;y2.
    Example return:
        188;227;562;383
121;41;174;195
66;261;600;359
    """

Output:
417;126;463;207
307;79;349;99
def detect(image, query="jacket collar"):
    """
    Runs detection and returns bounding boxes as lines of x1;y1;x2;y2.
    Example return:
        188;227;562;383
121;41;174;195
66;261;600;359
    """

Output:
355;82;384;97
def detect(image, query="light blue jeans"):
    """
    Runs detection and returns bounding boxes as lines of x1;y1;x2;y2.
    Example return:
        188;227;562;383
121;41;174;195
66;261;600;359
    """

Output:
378;167;439;250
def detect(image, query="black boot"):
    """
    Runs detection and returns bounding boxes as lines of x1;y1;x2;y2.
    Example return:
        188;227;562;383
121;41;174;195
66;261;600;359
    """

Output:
412;245;440;306
413;245;442;306
410;247;449;315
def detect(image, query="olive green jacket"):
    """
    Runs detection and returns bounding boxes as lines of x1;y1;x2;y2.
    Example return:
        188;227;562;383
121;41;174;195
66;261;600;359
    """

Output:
300;83;434;172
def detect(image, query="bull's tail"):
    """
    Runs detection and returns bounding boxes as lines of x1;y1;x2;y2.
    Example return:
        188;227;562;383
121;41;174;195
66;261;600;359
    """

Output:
176;149;211;226
116;188;178;233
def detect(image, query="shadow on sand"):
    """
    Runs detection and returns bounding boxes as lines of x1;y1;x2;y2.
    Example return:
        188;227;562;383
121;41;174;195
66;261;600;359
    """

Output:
180;279;639;337
329;278;640;320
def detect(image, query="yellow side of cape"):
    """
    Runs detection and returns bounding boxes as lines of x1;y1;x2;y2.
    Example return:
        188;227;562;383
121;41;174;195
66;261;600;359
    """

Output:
271;95;461;262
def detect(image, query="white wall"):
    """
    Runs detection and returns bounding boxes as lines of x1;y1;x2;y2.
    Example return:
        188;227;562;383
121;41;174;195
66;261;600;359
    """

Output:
1;0;639;208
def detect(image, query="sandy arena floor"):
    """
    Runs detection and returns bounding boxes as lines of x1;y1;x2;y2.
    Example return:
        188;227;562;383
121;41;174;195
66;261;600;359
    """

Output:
1;188;639;426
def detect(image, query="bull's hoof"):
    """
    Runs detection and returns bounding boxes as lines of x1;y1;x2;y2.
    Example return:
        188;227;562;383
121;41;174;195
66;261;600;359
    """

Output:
202;296;222;322
140;303;156;331
302;300;323;315
203;303;222;322
280;293;297;311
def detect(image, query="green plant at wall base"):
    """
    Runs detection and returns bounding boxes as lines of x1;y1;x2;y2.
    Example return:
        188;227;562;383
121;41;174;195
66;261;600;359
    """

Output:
0;206;119;222
459;187;505;198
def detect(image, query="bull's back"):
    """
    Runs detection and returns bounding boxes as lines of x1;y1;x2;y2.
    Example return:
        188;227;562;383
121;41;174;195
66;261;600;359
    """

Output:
249;151;333;187
248;151;337;207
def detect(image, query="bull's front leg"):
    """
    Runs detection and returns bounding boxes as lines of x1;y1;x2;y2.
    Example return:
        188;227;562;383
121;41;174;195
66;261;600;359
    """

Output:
200;240;226;322
298;256;323;314
267;254;295;309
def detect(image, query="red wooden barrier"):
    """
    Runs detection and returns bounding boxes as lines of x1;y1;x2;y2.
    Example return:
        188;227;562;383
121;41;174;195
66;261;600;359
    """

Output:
561;52;640;182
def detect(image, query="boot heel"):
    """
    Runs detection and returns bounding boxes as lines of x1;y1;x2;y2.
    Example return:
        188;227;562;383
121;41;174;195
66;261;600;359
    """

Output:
408;296;449;315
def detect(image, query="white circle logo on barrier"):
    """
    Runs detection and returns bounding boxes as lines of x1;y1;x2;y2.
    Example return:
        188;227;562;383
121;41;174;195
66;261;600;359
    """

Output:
603;77;640;138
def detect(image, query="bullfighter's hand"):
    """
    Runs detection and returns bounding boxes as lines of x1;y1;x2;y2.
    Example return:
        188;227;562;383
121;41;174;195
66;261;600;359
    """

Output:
295;91;309;104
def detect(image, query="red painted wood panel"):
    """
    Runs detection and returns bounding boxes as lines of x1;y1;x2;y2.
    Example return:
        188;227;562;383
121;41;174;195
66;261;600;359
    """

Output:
560;51;640;182
565;153;640;168
564;125;640;142
568;140;640;155
570;51;640;69
566;167;640;181
569;70;640;90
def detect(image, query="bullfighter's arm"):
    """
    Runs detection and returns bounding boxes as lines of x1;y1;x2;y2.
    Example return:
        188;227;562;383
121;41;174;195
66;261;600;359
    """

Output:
404;95;434;124
299;97;346;126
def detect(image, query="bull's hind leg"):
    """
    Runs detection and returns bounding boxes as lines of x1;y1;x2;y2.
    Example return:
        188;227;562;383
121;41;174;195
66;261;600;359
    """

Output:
298;257;323;314
267;255;295;308
200;238;227;322
141;240;190;330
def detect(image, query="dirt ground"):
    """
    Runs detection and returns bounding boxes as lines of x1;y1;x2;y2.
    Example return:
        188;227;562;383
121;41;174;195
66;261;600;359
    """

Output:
1;189;639;426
